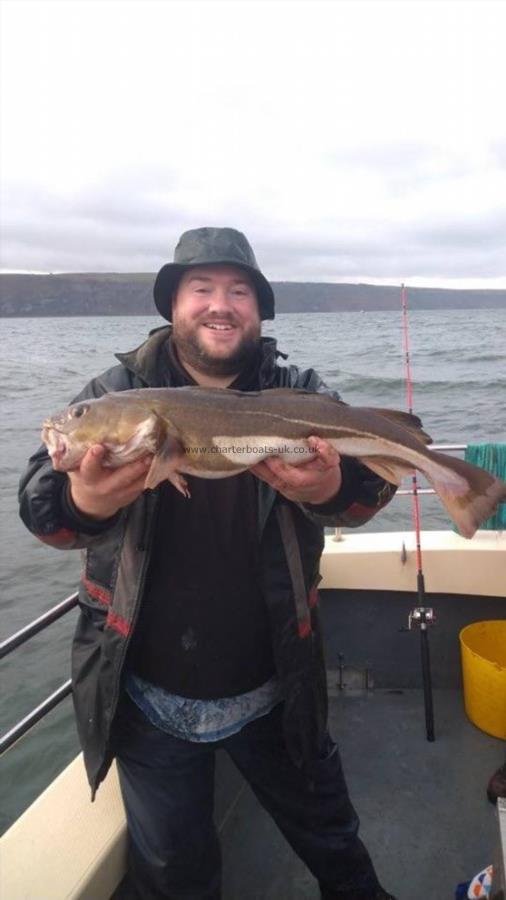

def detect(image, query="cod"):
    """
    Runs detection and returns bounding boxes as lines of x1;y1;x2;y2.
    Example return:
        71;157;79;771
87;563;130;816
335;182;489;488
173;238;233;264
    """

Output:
42;386;506;539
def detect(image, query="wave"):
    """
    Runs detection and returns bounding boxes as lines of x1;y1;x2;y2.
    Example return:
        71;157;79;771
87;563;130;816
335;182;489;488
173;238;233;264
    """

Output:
462;354;506;363
336;373;506;392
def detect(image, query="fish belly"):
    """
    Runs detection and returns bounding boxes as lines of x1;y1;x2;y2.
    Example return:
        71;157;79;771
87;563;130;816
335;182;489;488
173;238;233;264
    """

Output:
211;435;313;468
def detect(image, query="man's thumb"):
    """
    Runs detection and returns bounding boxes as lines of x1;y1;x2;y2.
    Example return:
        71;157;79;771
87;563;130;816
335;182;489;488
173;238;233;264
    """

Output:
81;444;106;479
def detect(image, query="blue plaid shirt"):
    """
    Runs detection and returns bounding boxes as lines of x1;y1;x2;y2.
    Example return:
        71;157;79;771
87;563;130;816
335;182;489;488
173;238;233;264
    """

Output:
126;672;283;742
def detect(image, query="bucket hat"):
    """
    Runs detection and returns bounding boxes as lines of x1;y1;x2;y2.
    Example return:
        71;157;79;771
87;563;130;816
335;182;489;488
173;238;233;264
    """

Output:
153;227;275;321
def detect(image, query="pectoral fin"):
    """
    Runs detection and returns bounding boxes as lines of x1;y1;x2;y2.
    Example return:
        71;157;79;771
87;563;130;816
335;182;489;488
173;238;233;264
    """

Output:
144;432;189;495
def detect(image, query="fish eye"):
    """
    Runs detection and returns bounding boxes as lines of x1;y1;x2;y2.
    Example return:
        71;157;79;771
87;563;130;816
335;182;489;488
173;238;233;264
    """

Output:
72;404;89;419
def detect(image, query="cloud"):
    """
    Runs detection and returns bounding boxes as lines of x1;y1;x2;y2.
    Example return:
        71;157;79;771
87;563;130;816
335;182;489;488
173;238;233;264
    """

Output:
1;166;505;282
1;2;505;285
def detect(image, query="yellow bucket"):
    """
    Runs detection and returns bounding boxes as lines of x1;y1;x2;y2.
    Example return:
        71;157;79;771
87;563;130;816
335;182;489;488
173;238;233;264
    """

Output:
460;620;506;740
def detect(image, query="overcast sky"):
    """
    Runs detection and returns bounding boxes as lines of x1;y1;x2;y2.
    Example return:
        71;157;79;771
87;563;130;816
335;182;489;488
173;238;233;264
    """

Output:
1;0;505;288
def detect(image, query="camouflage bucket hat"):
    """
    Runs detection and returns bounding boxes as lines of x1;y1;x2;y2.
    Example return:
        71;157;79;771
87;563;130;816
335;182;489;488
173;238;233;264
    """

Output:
153;226;275;321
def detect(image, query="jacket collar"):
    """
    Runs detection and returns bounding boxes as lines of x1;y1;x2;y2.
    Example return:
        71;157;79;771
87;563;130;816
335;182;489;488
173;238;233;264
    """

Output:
115;325;288;389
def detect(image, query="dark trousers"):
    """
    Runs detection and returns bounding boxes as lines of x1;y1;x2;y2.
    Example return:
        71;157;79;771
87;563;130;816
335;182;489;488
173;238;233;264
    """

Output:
114;694;381;900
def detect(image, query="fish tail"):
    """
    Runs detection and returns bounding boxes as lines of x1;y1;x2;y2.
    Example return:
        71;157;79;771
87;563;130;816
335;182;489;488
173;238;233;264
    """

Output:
422;450;506;539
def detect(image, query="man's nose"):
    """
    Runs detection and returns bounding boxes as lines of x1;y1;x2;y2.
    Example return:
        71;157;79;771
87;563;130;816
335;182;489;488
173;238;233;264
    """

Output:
206;289;234;312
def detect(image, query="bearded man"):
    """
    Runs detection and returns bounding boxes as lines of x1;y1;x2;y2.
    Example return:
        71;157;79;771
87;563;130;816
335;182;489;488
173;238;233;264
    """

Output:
19;227;397;900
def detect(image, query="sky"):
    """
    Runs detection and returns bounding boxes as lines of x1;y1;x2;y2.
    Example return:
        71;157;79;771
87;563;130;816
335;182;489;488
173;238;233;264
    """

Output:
1;0;505;288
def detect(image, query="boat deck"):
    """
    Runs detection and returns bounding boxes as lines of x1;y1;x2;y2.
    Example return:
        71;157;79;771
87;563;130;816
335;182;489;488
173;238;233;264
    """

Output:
112;587;505;900
215;688;503;900
3;548;505;900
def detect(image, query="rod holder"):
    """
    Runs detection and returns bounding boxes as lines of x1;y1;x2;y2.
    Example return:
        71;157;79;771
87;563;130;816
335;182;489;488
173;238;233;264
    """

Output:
408;606;435;631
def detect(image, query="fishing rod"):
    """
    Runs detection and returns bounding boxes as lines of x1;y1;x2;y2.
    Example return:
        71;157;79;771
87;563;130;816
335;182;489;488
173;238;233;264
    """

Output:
401;284;435;743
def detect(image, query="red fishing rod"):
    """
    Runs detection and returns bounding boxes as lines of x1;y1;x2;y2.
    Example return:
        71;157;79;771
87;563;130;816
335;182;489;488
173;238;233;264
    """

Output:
401;284;435;742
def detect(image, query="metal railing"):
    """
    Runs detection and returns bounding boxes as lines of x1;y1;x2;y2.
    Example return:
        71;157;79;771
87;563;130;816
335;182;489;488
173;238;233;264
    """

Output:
396;443;466;497
0;592;78;755
0;593;78;660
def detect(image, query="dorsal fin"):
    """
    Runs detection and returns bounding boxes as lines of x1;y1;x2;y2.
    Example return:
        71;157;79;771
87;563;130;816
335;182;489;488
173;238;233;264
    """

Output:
364;408;432;445
224;387;337;399
255;388;345;406
265;387;337;398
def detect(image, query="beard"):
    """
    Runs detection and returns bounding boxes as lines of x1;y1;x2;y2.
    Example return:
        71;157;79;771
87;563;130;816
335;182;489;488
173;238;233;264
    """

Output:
172;316;261;377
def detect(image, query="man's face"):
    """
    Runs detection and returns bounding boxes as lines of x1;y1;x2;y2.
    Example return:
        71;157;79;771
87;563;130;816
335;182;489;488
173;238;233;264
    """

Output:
171;265;262;377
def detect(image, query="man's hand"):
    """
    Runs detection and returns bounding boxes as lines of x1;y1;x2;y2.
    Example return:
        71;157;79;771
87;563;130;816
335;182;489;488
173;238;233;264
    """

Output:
252;436;342;505
68;445;153;520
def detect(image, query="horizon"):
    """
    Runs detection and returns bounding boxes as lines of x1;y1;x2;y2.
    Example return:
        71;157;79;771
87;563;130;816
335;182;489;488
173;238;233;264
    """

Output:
2;270;506;292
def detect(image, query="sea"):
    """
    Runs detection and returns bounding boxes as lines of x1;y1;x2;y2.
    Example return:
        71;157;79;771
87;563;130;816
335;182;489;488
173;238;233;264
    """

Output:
1;309;505;833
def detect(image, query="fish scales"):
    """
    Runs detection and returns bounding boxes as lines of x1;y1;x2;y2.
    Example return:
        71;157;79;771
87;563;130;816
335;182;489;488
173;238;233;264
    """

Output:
41;386;506;539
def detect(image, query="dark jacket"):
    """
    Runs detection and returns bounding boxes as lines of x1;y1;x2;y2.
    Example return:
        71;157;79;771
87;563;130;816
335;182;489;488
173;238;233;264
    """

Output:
18;327;395;796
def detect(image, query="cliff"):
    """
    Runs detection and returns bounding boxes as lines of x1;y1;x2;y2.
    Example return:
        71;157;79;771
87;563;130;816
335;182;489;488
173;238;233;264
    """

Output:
0;273;504;316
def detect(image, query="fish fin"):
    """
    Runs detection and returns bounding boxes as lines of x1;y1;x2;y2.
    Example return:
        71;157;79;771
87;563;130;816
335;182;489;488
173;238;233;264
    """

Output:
261;388;347;407
144;432;186;491
422;451;506;539
168;472;191;498
263;387;340;399
106;412;169;464
357;455;415;486
364;408;433;445
227;386;347;407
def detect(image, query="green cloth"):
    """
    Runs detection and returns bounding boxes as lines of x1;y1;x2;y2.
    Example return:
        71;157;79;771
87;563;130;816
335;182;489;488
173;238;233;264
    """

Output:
463;443;506;530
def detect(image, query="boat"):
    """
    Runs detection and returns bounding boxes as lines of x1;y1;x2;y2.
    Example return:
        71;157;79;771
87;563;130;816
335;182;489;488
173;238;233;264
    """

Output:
1;454;505;899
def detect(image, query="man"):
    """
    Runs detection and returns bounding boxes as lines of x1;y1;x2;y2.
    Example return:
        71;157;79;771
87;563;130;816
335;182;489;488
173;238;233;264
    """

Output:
19;227;397;900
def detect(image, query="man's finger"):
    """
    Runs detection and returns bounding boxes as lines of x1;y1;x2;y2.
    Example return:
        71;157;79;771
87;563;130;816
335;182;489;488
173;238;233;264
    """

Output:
123;471;151;498
259;441;339;478
79;447;152;489
251;461;279;486
254;458;299;488
111;457;152;491
307;436;340;466
253;459;312;493
260;456;291;477
255;453;326;485
79;445;107;480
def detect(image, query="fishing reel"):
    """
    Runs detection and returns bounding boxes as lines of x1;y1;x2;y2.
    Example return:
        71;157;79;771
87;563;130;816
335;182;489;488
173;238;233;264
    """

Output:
408;607;435;631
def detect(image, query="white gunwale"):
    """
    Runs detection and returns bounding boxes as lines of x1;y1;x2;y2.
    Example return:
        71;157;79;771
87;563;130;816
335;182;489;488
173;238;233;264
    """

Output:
1;529;505;899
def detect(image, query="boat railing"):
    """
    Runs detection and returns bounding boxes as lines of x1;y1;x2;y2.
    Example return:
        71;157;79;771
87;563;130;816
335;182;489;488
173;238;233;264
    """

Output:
0;592;78;754
0;442;472;757
396;443;466;496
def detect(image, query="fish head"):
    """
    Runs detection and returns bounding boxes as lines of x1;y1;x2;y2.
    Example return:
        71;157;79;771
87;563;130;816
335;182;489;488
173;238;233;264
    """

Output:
41;395;157;471
42;400;98;470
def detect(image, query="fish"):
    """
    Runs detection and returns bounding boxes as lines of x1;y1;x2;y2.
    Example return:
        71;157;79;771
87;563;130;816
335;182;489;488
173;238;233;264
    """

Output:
41;385;506;539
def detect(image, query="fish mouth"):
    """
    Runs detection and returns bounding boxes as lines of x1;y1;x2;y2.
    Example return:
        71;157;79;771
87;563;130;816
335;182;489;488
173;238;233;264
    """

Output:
41;426;69;469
